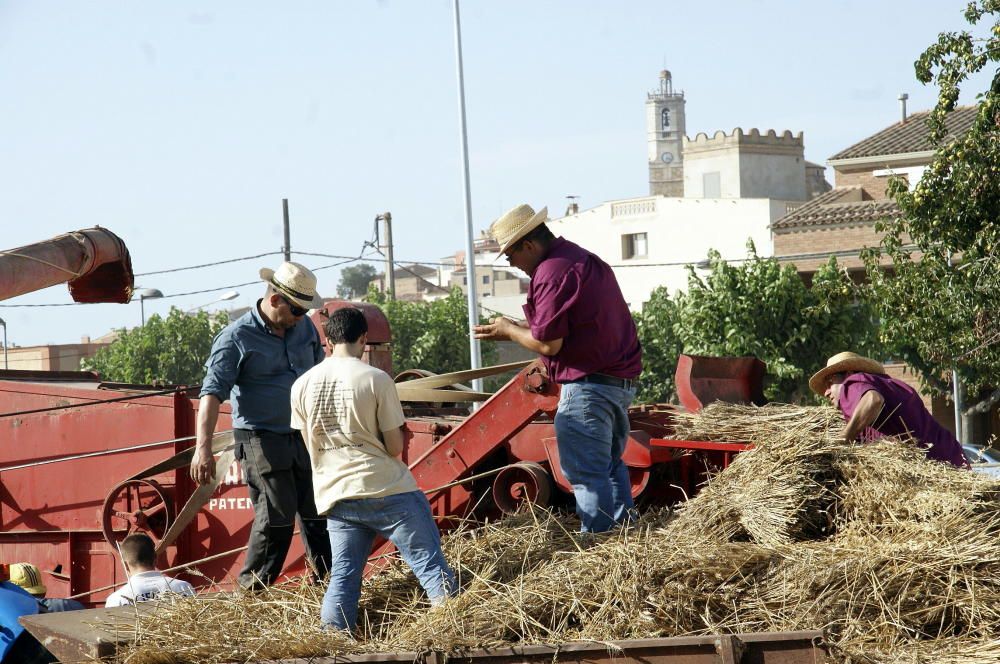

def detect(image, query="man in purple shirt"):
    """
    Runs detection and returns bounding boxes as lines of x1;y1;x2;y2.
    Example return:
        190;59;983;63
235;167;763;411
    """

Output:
810;351;967;468
474;204;642;532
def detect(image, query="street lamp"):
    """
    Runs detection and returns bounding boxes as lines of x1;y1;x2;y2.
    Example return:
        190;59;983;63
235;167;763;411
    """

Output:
187;290;239;313
135;288;164;326
0;317;7;370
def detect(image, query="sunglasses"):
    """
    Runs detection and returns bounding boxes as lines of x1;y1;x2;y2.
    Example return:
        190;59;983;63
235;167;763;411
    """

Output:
279;295;309;317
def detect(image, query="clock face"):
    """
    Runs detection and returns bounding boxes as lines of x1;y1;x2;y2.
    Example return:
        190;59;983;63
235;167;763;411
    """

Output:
660;151;674;164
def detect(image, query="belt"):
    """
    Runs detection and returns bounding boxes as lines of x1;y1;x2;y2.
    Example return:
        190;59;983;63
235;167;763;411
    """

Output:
570;373;636;390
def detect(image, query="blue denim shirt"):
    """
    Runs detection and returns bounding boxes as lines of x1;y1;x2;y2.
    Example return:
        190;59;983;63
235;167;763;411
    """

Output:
200;301;325;432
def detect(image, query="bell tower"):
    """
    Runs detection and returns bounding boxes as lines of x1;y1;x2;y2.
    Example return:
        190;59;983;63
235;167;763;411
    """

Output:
647;70;686;197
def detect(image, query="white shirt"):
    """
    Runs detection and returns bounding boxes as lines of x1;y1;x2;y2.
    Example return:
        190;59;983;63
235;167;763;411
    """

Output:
105;571;195;607
290;356;417;514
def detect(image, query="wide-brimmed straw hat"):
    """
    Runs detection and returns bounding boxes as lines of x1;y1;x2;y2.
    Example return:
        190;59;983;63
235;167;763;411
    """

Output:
809;351;886;394
10;562;46;596
489;204;549;254
259;261;324;309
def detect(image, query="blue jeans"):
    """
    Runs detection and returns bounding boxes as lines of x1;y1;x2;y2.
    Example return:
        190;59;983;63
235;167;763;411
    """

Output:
321;490;456;631
554;381;636;533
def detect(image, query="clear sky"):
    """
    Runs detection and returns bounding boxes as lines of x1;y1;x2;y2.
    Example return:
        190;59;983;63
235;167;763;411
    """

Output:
0;0;991;350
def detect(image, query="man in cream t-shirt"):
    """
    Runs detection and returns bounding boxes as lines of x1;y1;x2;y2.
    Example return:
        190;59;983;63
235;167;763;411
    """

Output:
290;307;456;632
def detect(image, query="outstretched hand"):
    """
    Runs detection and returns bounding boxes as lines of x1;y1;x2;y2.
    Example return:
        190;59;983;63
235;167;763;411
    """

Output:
473;316;516;341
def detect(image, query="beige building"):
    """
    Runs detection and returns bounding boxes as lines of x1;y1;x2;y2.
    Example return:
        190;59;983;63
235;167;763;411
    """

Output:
771;105;977;275
1;334;114;372
369;264;448;302
449;265;527;300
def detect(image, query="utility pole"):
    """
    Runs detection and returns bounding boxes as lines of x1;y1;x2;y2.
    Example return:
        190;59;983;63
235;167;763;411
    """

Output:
378;212;395;301
282;198;291;262
452;0;483;392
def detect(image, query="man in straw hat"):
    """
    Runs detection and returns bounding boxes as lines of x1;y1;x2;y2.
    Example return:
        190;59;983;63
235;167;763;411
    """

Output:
190;261;332;588
474;204;642;532
810;351;968;467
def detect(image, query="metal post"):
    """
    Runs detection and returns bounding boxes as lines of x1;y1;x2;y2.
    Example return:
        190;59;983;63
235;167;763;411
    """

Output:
953;370;964;442
282;199;291;262
381;212;396;301
946;253;963;441
452;0;483;392
140;296;146;327
0;318;7;370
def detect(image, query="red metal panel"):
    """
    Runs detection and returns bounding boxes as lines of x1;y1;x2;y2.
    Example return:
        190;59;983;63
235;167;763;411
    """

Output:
408;363;559;519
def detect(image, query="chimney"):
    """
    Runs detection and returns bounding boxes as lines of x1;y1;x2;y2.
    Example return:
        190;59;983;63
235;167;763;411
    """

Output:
565;195;580;216
898;93;909;123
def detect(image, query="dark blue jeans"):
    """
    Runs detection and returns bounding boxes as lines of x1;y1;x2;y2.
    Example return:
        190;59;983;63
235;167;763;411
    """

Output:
554;381;636;532
321;490;456;631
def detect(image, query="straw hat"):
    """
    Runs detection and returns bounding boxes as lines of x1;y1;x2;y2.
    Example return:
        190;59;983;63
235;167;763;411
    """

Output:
489;204;549;254
809;351;886;394
259;261;324;309
9;562;46;596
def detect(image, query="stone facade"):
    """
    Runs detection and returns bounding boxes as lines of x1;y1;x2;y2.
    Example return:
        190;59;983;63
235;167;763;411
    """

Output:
646;70;686;197
683;129;809;201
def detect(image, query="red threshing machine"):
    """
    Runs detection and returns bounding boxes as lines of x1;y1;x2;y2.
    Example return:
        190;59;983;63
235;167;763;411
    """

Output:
0;231;766;608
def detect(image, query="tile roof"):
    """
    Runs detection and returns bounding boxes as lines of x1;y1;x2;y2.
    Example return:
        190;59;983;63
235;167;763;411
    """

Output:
771;187;899;231
829;105;978;161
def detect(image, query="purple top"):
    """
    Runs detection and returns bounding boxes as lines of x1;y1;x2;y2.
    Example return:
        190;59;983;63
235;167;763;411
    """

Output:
523;237;642;383
838;372;966;468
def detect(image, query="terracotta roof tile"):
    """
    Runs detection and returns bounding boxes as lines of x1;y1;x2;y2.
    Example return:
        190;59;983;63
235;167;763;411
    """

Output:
771;187;899;230
829;105;978;161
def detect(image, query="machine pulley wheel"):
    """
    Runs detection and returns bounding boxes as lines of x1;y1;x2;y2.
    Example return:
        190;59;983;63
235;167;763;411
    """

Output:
101;478;173;547
492;462;553;513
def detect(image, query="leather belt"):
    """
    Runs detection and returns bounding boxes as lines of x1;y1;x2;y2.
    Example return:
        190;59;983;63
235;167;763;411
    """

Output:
570;373;636;390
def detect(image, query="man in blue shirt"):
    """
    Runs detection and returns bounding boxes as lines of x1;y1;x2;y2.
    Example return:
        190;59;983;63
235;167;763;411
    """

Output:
189;262;332;588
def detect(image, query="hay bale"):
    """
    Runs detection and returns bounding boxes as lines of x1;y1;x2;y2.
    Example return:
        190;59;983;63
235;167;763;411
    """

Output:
108;403;1000;664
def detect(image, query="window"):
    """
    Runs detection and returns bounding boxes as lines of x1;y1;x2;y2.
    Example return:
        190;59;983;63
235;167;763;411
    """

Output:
703;172;721;198
660;108;670;131
621;232;648;260
482;275;490;284
462;276;467;285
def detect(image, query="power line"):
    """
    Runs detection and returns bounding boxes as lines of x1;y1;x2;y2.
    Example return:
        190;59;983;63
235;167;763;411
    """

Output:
0;245;897;308
135;251;283;277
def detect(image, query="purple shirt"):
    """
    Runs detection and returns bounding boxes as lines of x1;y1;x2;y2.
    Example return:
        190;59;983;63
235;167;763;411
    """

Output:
838;372;966;468
523;237;642;383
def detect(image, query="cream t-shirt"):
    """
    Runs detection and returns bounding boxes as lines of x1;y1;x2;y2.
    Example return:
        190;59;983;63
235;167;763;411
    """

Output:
290;356;418;514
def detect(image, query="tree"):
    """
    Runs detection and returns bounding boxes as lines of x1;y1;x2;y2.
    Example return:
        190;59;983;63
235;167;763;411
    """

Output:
82;307;229;385
337;264;378;299
635;244;879;404
367;287;498;377
633;287;684;404
863;1;1000;438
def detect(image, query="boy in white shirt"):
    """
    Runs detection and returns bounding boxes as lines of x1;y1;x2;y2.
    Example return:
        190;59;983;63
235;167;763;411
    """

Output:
291;307;456;632
105;533;195;607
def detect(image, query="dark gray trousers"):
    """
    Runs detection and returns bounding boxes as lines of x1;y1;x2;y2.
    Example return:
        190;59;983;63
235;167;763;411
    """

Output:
234;429;331;588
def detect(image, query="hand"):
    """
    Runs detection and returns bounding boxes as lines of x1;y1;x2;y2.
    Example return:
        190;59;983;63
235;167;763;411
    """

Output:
473;316;514;341
189;446;217;485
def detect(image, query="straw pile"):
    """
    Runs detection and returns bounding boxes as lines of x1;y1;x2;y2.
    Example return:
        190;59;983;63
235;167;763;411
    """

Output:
107;403;1000;664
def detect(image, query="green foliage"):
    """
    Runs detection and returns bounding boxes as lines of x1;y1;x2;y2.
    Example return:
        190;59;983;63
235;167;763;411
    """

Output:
864;2;1000;405
82;307;229;385
367;287;497;376
633;287;683;403
337;264;378;299
635;244;879;404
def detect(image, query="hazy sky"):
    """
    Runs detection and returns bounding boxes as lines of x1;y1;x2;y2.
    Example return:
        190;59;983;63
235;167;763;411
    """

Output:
0;0;991;349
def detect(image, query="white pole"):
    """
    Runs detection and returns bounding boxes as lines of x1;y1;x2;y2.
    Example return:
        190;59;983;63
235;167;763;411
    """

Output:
452;0;484;392
947;253;962;442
